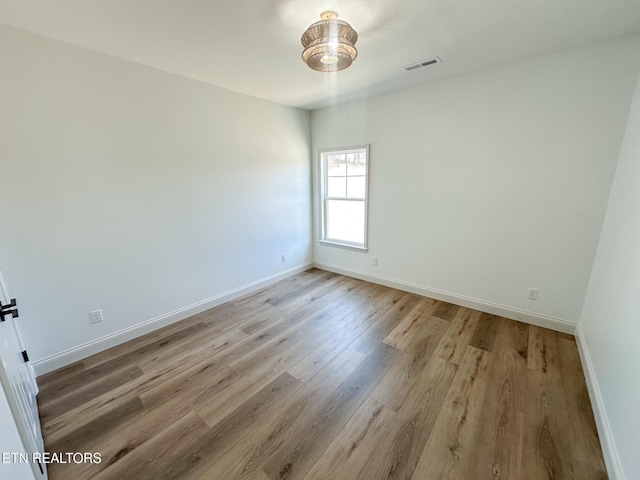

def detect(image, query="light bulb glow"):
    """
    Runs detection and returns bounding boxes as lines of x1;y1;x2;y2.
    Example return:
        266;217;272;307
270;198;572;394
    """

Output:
320;54;339;64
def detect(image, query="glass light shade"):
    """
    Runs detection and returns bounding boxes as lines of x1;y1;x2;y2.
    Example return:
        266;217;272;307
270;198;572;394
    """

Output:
301;12;358;72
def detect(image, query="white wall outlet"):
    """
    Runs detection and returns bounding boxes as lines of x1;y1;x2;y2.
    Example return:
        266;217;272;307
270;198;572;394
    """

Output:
372;257;379;266
281;253;287;262
527;288;539;300
90;309;103;324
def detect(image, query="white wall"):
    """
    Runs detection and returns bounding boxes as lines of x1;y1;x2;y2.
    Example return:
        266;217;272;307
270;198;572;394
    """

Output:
577;62;640;480
0;25;312;367
311;38;640;328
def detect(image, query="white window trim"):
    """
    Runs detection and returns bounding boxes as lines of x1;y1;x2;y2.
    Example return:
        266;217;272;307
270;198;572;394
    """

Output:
319;145;370;252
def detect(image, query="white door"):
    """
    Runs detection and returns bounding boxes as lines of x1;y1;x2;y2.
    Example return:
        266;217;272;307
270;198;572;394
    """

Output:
0;269;47;479
1;382;36;480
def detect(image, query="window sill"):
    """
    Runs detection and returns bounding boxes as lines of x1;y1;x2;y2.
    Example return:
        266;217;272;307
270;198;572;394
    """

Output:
319;240;368;252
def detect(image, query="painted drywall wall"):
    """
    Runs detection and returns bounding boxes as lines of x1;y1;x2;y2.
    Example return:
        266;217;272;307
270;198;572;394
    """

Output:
0;25;312;364
578;61;640;480
311;38;640;326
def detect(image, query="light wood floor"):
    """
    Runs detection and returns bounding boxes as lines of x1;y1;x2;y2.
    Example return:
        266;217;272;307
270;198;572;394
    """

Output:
37;269;607;480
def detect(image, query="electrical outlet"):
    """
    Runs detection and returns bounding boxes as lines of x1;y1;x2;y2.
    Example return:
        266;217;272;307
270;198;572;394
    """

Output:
527;288;539;300
90;309;103;324
372;257;378;266
281;254;287;262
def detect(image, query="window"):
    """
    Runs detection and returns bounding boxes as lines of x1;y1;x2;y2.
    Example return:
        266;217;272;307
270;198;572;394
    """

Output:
319;145;369;250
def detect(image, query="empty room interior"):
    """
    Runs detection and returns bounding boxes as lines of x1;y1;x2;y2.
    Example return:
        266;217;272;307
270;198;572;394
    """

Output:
1;1;639;479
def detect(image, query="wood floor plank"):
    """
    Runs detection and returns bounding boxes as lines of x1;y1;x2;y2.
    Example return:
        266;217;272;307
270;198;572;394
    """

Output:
41;321;206;401
192;272;330;337
37;270;608;480
188;348;368;479
229;305;341;373
290;268;334;286
371;315;449;411
302;397;395;480
459;344;528;480
382;297;438;350
410;346;493;480
45;395;147;453
232;269;329;306
191;309;369;429
546;337;608;478
494;316;529;362
432;301;460;320
191;299;377;428
286;284;391;383
265;273;340;307
288;286;405;381
137;326;248;374
520;369;566;479
239;470;273;480
38;363;143;423
527;325;559;374
229;283;374;373
53;395;211;480
432;307;481;365
219;269;329;315
356;356;458;480
260;343;401;480
204;279;365;374
92;411;208;480
139;301;354;419
349;293;422;354
37;362;87;399
145;372;303;480
82;321;209;370
139;360;235;415
43;345;230;443
236;274;355;335
468;312;500;352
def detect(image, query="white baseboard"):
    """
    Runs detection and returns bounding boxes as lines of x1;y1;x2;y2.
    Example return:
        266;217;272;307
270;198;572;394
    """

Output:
314;262;577;334
574;324;626;480
32;263;313;376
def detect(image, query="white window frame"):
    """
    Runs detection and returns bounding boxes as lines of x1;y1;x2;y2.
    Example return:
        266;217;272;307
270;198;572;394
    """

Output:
319;145;369;251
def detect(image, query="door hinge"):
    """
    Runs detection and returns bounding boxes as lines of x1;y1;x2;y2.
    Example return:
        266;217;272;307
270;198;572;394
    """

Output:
0;298;19;322
21;350;29;362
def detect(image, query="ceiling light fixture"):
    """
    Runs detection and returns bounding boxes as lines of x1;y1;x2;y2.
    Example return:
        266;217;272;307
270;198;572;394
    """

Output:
301;11;358;72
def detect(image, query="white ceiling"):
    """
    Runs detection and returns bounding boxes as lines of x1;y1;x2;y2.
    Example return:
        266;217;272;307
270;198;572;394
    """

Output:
1;0;639;110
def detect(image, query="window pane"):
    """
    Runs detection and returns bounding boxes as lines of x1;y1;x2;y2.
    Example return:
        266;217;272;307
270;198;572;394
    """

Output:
326;200;365;245
347;176;366;199
321;146;368;249
327;176;346;198
347;153;366;176
327;155;347;176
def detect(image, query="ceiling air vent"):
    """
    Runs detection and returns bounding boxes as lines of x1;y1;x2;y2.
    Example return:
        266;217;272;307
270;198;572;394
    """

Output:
403;57;442;72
